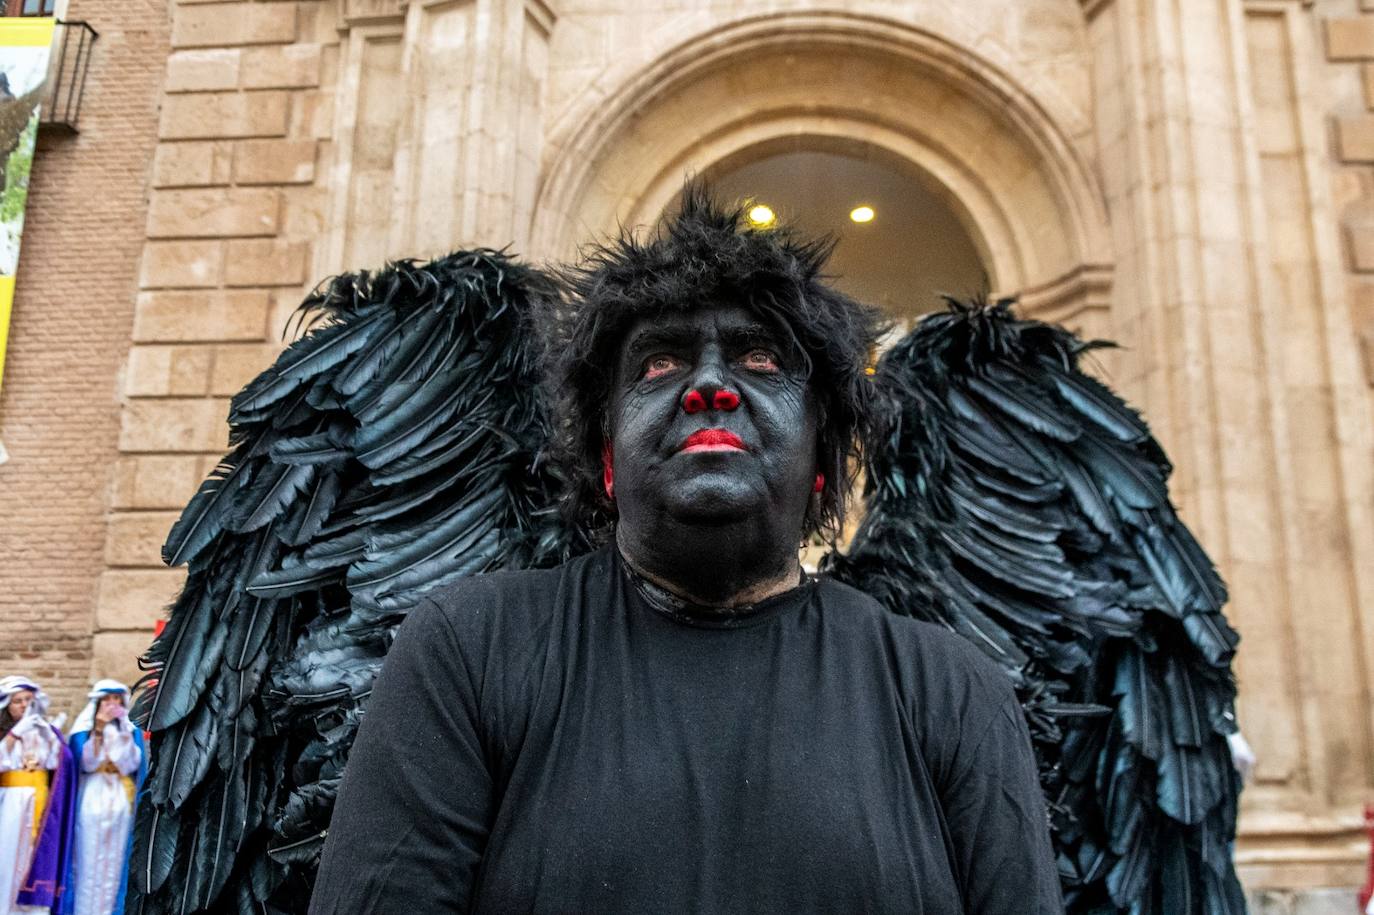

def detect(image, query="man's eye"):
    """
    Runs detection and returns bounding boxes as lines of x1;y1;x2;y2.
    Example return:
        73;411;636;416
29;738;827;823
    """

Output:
643;355;681;380
741;349;779;372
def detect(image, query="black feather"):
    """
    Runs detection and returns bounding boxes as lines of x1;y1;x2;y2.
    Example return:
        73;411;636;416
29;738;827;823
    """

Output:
163;453;251;567
828;297;1243;915
130;251;587;915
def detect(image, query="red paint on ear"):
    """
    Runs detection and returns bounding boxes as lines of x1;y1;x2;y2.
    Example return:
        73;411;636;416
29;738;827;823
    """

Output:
712;389;740;411
813;473;825;493
683;389;708;414
601;441;615;500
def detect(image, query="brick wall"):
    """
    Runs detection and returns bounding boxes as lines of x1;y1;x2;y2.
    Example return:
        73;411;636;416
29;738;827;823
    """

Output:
0;1;170;717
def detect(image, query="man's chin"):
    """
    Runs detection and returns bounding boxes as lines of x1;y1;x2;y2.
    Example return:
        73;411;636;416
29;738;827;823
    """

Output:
660;481;764;526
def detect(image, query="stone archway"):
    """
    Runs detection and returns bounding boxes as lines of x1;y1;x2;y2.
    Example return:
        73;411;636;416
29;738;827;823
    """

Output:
530;11;1112;336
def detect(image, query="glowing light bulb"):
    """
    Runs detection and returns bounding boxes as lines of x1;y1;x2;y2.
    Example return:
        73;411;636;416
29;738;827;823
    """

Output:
748;204;776;227
850;205;875;223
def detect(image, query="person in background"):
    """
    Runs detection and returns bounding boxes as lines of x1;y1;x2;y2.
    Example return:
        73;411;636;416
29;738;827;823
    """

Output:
60;681;144;915
0;676;75;914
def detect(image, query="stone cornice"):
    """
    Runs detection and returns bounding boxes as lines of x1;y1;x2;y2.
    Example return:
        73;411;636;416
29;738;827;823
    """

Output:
1015;263;1113;328
341;0;407;28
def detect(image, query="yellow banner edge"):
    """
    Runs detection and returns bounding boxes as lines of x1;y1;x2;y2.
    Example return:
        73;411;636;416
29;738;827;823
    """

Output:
0;18;55;47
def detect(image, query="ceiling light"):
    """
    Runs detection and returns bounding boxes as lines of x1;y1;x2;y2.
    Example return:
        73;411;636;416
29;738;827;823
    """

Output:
748;204;776;227
850;206;875;223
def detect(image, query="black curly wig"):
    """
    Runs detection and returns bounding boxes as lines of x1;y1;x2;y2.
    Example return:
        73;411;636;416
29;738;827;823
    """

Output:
542;182;887;541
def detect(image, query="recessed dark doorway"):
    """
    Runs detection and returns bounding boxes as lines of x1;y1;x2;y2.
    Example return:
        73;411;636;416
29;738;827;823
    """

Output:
701;143;988;325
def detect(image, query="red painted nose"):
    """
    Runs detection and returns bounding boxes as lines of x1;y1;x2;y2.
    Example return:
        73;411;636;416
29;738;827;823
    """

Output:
683;388;740;413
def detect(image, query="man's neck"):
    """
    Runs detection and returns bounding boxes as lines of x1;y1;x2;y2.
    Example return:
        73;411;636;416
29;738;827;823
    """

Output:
615;521;801;609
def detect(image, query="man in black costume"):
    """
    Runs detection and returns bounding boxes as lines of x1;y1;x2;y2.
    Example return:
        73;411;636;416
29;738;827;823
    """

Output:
311;191;1062;913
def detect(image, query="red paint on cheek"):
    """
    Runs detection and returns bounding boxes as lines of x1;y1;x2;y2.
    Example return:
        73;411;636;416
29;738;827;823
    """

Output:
602;441;615;500
813;473;825;493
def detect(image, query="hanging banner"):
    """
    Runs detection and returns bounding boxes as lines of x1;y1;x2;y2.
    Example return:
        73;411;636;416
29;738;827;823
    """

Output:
0;17;54;395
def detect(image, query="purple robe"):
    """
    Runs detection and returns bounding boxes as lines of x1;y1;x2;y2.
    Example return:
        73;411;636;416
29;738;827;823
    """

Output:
15;724;77;909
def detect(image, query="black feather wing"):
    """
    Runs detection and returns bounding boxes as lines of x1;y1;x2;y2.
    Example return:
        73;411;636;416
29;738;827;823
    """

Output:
129;251;588;914
827;298;1244;914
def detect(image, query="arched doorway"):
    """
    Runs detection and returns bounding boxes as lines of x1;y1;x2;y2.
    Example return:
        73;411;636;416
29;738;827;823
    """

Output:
531;12;1112;342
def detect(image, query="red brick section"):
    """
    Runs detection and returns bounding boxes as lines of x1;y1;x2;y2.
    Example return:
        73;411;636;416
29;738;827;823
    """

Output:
0;1;170;717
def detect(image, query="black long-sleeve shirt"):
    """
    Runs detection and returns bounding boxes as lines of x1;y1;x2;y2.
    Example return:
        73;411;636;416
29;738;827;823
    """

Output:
311;545;1062;914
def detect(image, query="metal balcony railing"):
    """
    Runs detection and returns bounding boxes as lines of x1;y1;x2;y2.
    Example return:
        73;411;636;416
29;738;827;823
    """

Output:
39;20;97;134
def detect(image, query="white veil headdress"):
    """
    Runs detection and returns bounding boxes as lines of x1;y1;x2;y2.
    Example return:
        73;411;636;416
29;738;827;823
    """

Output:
0;674;47;716
70;679;132;736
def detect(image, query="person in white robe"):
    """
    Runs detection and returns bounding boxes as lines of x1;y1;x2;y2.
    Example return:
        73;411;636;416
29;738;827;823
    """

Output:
61;681;143;915
0;676;66;915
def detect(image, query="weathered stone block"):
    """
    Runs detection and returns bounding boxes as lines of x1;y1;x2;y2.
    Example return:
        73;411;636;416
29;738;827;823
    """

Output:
125;345;214;397
1354;270;1374;320
232;138;317;185
172;3;298;49
104;513;182;568
165;49;241;93
211;343;282;395
113;456;209;510
241;44;322;89
224;238;308;286
90;632;157;691
281;184;330;238
139;241;224;289
95;569;186;631
152;141;233;188
159;92;290;140
1325;17;1374;61
1336;115;1374;162
268;288;307;339
119;399;230;453
133;290;271;342
1246;888;1293;915
289;90;334;140
147;187;281;238
1292;888;1359;915
1346;222;1374;272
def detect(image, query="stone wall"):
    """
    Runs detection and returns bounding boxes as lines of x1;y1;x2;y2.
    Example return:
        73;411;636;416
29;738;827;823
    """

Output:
97;0;339;696
0;0;170;715
1249;886;1362;915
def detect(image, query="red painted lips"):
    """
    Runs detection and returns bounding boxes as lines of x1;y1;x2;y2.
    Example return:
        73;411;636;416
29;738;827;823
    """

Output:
681;429;746;453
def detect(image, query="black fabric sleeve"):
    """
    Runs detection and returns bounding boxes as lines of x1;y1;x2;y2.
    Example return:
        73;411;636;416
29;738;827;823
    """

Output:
309;597;493;914
940;685;1064;914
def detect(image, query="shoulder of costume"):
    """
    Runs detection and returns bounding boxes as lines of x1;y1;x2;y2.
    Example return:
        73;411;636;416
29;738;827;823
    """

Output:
420;546;603;615
814;575;1016;679
811;572;883;608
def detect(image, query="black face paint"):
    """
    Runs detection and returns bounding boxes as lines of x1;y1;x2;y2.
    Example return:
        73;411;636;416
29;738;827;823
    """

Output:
609;305;818;606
